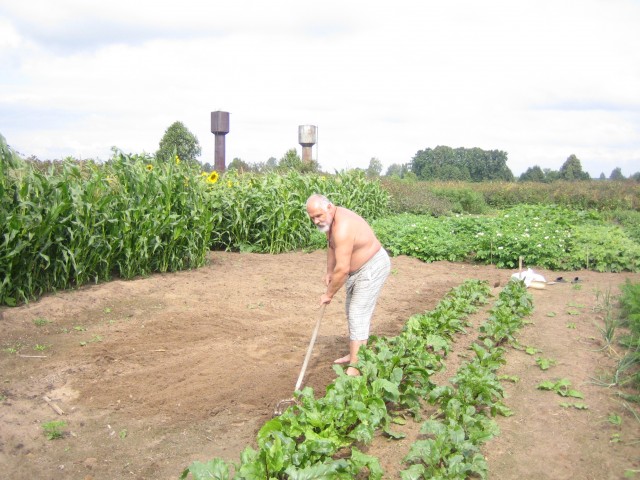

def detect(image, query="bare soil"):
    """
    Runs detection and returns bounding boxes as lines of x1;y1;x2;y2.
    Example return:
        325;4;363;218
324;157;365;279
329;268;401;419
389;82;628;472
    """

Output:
1;251;639;479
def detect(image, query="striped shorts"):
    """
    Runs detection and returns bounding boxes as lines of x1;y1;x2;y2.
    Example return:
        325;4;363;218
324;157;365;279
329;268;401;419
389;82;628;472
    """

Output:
345;248;390;341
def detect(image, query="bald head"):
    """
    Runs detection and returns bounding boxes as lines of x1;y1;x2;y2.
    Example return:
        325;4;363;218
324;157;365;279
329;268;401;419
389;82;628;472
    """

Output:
306;194;331;210
306;194;335;233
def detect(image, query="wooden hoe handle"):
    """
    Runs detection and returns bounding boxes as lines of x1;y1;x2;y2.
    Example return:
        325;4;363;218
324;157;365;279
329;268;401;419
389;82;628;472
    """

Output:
294;304;326;392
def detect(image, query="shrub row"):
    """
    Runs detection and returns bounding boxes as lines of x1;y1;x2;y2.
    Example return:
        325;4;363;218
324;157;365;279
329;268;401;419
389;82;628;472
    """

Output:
381;179;640;215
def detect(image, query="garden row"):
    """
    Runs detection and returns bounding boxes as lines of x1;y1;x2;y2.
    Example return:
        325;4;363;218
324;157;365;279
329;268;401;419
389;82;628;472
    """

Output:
181;278;533;479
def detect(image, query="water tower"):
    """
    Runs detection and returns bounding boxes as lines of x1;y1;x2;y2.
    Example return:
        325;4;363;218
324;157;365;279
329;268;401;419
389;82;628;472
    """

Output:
211;111;230;172
298;125;317;164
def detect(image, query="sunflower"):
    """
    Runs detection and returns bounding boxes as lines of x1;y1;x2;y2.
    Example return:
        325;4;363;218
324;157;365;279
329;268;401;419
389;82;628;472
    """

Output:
146;164;153;171
206;171;219;184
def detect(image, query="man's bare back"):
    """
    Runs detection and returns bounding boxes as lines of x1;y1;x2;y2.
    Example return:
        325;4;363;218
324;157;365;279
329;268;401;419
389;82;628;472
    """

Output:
328;207;381;273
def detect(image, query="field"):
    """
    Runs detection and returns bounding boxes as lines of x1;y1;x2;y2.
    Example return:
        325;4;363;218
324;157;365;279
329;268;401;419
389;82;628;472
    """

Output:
1;251;639;479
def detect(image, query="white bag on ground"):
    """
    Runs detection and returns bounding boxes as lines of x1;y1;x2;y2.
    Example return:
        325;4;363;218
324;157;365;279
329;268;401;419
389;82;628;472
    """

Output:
511;268;546;287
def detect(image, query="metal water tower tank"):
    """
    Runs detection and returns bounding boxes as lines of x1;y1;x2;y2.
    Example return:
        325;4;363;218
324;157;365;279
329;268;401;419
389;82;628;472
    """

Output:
211;111;230;172
298;125;317;163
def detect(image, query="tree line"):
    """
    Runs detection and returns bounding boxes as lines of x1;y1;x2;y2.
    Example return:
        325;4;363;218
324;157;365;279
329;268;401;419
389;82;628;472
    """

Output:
382;148;639;182
7;119;639;182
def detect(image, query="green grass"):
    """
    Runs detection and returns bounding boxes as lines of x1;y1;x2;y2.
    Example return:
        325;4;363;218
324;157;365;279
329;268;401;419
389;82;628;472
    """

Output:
42;420;66;440
33;318;51;327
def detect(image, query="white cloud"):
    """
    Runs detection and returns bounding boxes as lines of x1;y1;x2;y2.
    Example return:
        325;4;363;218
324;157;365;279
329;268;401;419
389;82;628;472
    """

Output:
1;0;639;177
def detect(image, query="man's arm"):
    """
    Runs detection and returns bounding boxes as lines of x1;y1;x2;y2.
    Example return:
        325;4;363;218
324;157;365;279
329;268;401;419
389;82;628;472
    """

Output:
324;237;336;285
321;226;353;304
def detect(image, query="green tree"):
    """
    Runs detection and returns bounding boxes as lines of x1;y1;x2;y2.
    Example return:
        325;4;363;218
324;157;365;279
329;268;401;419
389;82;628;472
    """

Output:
265;157;278;172
385;163;408;178
278;148;319;173
631;172;640;182
609;167;625;181
156;121;201;164
519;165;546;182
278;148;302;170
459;147;513;181
411;146;455;180
227;158;251;172
366;157;383;177
410;146;512;181
559;154;590;181
439;163;471;181
543;168;561;182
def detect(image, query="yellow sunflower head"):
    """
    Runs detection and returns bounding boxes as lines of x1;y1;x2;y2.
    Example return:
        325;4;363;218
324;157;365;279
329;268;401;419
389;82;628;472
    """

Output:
146;164;153;171
206;171;219;184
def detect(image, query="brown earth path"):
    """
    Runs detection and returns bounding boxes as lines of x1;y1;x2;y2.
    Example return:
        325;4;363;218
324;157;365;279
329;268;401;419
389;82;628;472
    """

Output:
0;251;639;479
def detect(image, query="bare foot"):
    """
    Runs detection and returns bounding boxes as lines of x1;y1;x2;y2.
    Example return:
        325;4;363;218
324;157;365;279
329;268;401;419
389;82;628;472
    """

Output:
345;366;360;376
333;354;351;364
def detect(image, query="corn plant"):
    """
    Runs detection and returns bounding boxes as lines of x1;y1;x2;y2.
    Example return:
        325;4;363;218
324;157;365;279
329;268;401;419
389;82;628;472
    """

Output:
0;149;214;306
208;169;389;254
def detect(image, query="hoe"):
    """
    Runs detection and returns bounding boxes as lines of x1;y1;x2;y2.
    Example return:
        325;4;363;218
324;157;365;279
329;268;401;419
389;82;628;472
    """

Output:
274;304;326;415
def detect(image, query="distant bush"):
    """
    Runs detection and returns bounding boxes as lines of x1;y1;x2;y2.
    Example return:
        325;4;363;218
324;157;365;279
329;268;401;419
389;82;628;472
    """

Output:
475;180;640;211
382;179;640;212
428;184;489;214
380;178;454;215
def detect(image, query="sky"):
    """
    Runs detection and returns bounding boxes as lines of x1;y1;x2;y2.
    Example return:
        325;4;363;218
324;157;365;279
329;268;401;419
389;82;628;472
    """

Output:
1;0;639;178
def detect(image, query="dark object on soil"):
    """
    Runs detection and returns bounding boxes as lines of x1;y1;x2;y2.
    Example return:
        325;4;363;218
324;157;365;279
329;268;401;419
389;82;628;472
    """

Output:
274;304;326;416
572;277;582;283
556;277;567;283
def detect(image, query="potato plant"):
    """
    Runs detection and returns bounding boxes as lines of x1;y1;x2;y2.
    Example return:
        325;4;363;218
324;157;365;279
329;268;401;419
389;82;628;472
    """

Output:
373;204;640;272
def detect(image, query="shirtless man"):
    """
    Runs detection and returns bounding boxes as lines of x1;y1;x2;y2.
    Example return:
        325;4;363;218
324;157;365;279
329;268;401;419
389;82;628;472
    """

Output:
306;194;390;376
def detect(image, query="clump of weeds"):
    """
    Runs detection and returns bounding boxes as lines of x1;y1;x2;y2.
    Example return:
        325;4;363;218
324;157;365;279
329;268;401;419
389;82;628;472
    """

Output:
42;420;67;440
